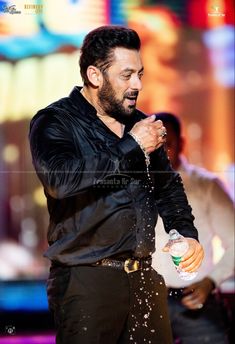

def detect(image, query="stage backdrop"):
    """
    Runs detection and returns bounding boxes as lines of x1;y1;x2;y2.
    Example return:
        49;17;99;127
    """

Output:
0;0;234;295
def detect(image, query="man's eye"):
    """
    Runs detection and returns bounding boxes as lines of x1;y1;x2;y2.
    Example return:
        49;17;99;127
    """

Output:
122;74;131;79
138;73;144;79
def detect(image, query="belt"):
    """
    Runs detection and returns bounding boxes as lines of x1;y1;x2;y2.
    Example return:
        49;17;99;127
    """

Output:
92;257;152;274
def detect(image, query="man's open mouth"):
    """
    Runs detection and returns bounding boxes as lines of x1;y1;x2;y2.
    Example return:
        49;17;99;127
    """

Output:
125;96;137;106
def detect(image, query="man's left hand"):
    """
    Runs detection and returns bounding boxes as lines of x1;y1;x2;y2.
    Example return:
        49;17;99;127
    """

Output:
179;238;204;273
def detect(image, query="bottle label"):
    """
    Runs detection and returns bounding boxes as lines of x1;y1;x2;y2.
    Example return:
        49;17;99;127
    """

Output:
171;255;182;266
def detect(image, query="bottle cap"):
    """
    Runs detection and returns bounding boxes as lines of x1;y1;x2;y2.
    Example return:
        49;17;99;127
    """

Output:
169;229;179;240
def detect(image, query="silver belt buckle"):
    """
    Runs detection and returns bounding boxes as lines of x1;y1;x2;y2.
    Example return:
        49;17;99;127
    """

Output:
124;258;140;273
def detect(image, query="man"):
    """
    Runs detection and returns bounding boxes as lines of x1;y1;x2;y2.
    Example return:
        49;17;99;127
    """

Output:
152;112;234;344
29;26;203;344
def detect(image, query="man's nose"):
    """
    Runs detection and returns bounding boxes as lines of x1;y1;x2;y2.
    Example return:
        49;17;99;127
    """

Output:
130;75;142;91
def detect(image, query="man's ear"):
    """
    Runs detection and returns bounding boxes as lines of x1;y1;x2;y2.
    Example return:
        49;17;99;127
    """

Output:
86;66;102;87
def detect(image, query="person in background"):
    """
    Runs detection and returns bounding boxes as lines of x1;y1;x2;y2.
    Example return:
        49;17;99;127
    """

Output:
29;26;204;344
152;112;234;344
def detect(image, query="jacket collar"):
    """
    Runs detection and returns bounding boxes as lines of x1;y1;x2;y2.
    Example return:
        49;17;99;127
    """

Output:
68;85;146;132
69;86;97;119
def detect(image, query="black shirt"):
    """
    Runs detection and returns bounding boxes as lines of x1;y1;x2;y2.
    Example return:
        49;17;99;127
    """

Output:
29;86;198;266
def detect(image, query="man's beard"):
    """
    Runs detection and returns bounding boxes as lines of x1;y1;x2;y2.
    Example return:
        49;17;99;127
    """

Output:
97;75;138;124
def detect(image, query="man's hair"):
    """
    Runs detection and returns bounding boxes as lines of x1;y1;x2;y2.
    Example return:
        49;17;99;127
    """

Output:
154;112;182;138
79;25;141;85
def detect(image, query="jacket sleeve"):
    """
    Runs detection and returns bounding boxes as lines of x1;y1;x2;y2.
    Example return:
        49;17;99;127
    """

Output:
151;146;199;241
29;109;145;199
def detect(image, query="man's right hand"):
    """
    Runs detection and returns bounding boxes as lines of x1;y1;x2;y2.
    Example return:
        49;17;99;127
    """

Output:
130;115;167;153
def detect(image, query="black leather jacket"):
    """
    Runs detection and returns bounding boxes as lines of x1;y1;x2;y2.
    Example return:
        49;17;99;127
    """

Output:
29;86;198;265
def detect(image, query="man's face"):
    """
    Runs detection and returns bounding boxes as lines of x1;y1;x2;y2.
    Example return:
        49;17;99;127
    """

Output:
97;47;144;122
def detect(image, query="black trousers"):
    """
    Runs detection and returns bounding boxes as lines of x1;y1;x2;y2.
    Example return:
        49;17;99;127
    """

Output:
47;264;173;344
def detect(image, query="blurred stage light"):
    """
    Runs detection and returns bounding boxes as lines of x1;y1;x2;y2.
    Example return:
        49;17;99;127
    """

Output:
212;235;225;264
186;70;203;87
2;144;19;163
0;240;36;279
44;0;106;34
215;152;231;172
0;279;49;310
9;195;24;212
203;25;235;87
128;7;180;48
187;122;202;140
20;218;38;248
33;186;46;207
0;51;81;122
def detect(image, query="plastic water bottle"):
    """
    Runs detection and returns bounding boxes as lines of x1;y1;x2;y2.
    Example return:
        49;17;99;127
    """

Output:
168;229;198;281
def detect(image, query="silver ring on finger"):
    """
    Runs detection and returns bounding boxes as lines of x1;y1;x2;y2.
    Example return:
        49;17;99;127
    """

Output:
160;129;167;138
